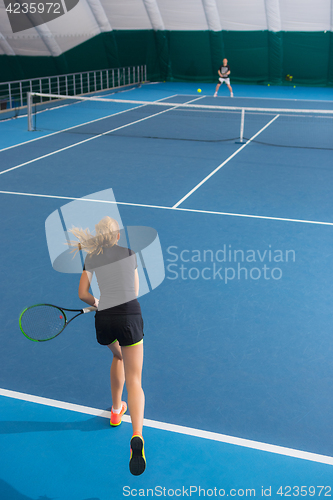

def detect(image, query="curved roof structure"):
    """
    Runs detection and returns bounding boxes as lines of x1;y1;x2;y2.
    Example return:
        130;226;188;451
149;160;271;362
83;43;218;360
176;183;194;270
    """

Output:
0;0;332;57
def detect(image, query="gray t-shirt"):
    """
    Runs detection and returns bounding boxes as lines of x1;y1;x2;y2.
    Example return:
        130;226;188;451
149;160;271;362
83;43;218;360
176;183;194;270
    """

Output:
84;245;141;315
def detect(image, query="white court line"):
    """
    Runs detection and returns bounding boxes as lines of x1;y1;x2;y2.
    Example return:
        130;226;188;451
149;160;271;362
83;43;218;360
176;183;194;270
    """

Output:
1;388;332;466
0;106;181;176
0;97;170;154
0;96;202;175
172;114;280;209
0;92;182;154
1;190;333;226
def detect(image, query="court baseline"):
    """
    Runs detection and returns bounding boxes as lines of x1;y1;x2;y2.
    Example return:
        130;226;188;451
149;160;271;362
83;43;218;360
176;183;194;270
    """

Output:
1;388;332;466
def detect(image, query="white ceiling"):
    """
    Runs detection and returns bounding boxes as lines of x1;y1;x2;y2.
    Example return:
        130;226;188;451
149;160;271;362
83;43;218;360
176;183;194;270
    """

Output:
0;0;332;56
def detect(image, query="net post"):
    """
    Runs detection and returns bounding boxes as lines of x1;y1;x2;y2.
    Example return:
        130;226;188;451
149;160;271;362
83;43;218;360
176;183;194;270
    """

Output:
236;108;245;144
235;108;245;144
27;91;33;131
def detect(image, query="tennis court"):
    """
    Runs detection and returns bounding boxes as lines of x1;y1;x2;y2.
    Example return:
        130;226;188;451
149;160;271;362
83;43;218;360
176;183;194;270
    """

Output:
1;81;333;499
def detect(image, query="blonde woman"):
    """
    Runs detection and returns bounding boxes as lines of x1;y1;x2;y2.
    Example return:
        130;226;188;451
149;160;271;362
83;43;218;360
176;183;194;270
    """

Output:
69;217;146;476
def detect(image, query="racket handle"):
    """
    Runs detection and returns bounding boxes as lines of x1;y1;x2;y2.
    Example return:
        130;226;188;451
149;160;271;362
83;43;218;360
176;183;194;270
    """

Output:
82;306;97;313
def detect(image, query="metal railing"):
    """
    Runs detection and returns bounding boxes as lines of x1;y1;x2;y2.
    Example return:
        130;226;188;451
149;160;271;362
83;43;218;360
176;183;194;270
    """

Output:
0;65;147;111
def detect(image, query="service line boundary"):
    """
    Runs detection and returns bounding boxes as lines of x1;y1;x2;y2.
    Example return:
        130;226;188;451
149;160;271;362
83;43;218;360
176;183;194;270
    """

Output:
0;190;333;227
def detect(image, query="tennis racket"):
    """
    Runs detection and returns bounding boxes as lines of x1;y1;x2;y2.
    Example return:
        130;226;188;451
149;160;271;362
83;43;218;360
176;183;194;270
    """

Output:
19;304;97;342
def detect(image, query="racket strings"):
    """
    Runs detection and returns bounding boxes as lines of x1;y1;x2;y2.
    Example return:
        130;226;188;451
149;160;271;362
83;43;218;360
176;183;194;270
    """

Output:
20;305;66;341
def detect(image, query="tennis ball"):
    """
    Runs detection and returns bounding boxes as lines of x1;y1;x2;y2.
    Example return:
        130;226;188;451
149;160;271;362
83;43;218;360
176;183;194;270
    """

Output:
197;88;202;93
268;84;270;86
293;85;296;88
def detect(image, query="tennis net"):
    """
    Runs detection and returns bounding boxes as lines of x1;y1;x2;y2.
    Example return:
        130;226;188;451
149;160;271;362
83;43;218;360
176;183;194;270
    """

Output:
27;91;333;150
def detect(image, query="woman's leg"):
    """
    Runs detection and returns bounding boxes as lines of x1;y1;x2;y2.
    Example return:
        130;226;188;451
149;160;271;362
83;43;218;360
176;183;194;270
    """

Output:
107;341;125;410
121;342;145;436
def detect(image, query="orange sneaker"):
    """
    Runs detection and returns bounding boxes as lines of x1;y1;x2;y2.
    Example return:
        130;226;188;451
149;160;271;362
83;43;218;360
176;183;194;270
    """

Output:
129;434;146;476
110;402;127;426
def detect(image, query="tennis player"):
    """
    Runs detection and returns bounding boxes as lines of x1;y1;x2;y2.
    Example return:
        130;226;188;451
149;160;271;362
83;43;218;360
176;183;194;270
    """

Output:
214;58;233;97
69;217;146;476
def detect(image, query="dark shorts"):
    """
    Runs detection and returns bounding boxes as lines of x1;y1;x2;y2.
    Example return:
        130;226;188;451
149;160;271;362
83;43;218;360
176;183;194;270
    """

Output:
95;313;144;347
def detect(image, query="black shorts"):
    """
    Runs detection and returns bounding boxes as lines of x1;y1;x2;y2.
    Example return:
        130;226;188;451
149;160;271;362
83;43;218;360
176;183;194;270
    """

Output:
95;313;144;347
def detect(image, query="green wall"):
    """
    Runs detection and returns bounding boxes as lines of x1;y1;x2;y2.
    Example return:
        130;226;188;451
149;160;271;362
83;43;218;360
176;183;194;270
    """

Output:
1;30;333;86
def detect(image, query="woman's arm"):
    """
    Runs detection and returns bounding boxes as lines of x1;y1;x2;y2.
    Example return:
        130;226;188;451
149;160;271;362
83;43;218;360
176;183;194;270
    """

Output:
78;271;99;307
134;268;139;297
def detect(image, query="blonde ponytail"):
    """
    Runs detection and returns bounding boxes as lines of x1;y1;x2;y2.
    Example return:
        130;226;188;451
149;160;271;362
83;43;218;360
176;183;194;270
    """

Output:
67;216;120;256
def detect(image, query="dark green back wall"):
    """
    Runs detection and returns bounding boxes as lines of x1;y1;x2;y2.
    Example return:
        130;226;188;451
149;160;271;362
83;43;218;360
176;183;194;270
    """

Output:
1;30;333;86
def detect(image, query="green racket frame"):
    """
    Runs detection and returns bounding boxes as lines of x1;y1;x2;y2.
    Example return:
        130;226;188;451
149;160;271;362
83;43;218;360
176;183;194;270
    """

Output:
19;303;97;342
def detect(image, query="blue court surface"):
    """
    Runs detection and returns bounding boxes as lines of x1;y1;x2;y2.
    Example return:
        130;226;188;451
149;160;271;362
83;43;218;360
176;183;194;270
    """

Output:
1;81;333;499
